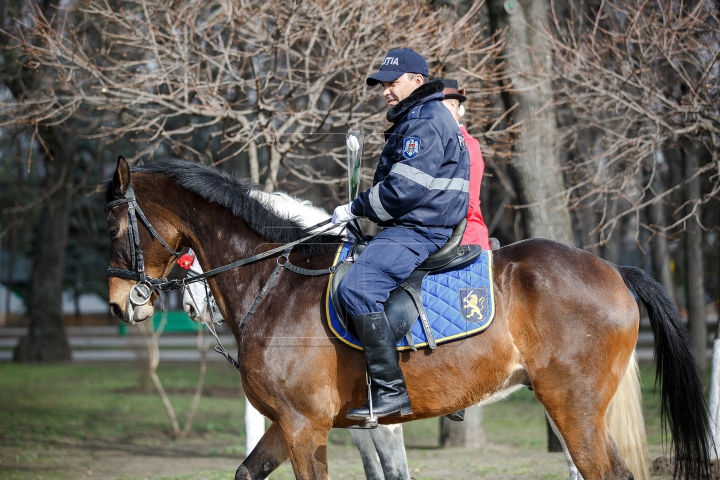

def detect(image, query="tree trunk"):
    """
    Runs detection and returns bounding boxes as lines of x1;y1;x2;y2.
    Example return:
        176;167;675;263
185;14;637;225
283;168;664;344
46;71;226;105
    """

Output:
13;125;75;361
489;0;573;245
576;193;599;255
248;141;260;184
489;0;573;452
683;140;707;377
263;146;281;193
440;405;486;448
6;0;78;361
648;149;675;302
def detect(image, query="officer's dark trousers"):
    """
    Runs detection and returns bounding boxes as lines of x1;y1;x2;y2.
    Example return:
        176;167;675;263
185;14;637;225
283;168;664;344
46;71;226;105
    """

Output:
338;227;448;318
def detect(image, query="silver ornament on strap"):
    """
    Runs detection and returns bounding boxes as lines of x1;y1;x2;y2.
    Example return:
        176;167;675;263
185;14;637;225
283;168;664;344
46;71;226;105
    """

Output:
129;282;153;306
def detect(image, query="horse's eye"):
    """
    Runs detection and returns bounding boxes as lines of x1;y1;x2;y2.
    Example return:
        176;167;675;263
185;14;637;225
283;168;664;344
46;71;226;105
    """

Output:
108;226;120;239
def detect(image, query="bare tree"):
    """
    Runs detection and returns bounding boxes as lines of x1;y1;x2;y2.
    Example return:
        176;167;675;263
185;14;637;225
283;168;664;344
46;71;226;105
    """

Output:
489;0;574;245
683;140;708;375
2;0;80;361
548;0;720;241
2;0;506;200
546;0;719;377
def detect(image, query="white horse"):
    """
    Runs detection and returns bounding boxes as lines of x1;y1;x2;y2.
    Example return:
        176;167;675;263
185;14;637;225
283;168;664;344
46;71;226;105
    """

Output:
181;191;649;480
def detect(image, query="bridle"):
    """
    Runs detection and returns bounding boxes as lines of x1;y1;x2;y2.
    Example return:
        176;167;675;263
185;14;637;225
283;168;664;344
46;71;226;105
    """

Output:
105;186;183;306
106;186;365;370
105;185;345;307
105;185;352;369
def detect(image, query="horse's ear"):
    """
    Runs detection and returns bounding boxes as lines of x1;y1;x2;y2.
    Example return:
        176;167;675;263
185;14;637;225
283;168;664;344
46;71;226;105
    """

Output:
112;155;131;197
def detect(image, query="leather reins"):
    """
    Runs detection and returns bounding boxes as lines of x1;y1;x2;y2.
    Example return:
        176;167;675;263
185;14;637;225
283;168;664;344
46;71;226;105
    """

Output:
106;187;345;370
106;187;341;297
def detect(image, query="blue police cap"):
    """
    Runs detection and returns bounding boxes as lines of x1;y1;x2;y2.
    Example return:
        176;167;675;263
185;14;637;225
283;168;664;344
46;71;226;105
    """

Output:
366;48;429;86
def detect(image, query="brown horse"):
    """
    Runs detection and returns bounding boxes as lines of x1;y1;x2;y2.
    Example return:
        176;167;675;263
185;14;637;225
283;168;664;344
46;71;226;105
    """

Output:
105;157;711;480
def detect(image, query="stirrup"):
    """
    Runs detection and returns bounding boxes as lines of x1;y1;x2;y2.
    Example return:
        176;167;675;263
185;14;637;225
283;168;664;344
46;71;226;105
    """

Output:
362;369;379;427
349;369;379;429
445;410;465;422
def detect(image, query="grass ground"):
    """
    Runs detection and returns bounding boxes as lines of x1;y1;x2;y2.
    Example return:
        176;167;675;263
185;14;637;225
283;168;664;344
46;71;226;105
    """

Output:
0;361;671;479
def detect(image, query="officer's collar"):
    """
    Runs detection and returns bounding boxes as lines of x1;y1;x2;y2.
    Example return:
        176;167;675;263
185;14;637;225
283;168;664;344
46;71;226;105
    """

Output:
386;79;444;123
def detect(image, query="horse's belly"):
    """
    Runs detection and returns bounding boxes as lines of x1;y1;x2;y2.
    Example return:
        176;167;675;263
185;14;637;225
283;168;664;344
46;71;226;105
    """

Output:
475;362;530;406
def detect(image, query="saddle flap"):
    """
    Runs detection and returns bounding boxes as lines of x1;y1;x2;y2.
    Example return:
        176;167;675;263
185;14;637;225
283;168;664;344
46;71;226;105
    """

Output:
330;259;416;343
327;245;495;351
384;270;429;342
329;243;483;345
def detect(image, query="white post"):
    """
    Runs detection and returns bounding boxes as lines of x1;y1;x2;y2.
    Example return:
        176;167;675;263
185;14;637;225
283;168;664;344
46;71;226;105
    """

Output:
708;336;720;457
245;398;266;456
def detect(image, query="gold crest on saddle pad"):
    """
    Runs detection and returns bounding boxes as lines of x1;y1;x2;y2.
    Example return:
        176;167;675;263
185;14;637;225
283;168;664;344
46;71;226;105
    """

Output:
460;287;488;323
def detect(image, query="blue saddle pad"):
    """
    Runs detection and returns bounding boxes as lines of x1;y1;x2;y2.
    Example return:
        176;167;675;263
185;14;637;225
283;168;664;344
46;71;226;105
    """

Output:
326;243;496;351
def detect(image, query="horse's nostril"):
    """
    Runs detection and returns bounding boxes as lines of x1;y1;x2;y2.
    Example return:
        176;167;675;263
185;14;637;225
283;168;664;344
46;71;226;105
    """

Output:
110;303;123;319
186;305;197;318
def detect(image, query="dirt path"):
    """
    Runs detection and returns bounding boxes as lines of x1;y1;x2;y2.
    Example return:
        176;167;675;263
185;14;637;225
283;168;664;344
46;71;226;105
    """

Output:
1;438;676;480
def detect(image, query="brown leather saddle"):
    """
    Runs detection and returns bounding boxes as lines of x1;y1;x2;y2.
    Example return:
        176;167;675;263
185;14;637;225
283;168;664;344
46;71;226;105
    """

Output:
329;219;482;351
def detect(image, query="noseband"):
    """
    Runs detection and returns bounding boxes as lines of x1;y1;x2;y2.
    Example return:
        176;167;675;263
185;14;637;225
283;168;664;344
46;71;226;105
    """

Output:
105;186;182;305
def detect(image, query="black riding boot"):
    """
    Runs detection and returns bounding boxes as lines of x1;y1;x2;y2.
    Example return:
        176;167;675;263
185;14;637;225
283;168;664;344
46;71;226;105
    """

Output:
346;311;413;421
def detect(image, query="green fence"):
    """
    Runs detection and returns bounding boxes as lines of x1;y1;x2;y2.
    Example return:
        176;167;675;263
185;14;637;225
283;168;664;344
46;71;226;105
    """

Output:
118;310;200;335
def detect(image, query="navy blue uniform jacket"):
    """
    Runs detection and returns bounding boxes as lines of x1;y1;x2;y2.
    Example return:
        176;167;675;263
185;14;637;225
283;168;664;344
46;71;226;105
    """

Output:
351;79;470;229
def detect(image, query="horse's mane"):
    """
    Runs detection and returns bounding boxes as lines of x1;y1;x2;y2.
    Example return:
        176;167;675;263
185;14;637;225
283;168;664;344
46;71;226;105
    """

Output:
105;159;343;252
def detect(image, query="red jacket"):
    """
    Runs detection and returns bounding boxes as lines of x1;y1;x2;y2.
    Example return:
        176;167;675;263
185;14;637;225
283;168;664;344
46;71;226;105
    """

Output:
460;125;490;249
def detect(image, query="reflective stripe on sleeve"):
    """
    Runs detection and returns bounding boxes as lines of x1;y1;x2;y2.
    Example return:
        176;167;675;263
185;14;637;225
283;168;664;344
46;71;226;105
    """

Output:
369;184;393;221
391;163;469;192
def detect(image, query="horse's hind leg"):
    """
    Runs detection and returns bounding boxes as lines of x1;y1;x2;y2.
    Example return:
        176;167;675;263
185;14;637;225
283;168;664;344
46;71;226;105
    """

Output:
546;405;630;480
605;352;650;480
547;354;650;480
235;422;288;480
351;428;385;480
547;413;584;480
538;380;633;480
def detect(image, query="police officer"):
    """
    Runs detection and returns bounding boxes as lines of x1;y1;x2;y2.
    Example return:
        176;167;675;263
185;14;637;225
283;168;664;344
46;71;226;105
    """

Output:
332;48;470;421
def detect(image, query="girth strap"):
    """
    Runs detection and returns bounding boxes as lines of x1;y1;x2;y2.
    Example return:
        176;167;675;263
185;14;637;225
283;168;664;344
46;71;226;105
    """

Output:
399;279;437;350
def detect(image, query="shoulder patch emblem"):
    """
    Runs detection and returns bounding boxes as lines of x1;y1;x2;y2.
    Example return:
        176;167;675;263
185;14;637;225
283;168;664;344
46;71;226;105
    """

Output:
402;137;421;159
457;133;467;151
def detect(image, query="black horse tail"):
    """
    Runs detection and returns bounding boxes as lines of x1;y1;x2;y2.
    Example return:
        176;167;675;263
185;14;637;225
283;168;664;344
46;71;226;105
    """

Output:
618;265;713;479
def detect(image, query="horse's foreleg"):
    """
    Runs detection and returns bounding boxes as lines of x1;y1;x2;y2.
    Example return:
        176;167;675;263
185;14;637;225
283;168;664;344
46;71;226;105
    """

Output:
280;420;331;480
351;424;411;480
371;424;410;480
235;422;288;480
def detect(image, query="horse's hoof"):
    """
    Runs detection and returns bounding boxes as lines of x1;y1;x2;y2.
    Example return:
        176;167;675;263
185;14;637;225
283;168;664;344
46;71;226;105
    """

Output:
235;465;251;480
